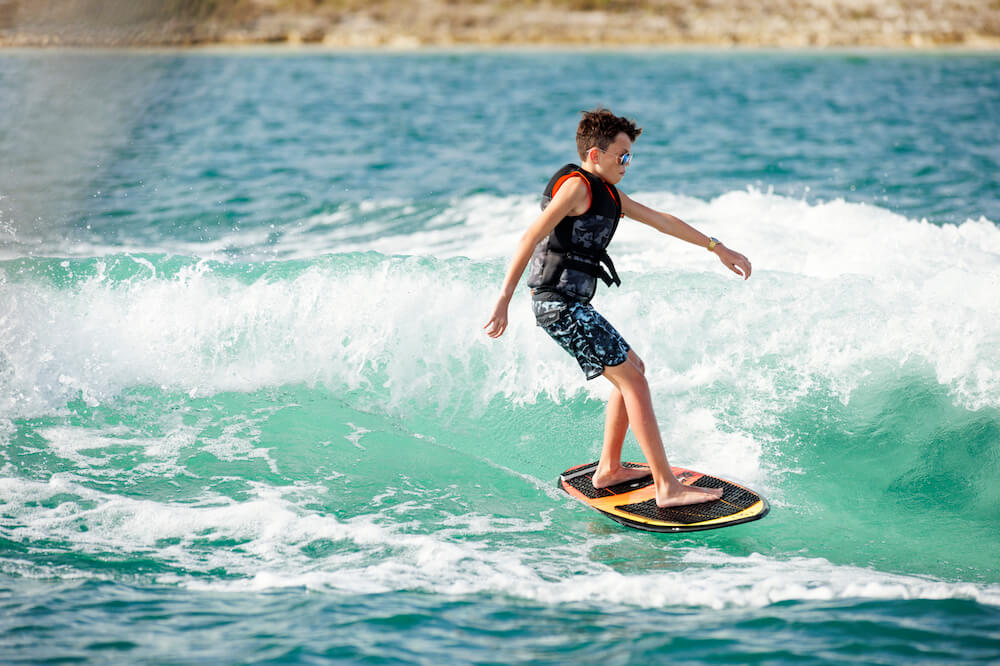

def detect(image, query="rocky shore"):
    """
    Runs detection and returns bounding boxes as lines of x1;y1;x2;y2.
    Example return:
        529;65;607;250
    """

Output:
1;0;998;49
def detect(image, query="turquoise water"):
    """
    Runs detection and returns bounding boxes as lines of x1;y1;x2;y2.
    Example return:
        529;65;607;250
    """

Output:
2;50;999;664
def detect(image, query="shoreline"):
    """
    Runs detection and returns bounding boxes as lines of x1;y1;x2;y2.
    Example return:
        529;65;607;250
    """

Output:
2;1;999;52
3;42;1000;55
5;38;999;52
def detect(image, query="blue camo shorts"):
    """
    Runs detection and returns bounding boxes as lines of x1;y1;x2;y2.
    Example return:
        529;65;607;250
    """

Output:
531;295;631;380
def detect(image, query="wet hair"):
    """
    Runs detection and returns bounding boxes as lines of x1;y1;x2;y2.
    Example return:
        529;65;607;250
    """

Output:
576;107;642;161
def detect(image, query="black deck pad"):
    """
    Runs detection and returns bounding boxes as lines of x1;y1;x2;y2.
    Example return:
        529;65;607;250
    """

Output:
557;461;769;533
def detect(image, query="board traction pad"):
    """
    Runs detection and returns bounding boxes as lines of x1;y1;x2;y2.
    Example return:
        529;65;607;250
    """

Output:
558;461;769;532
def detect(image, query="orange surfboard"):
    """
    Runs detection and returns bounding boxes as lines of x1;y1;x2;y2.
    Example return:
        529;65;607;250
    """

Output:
558;461;769;532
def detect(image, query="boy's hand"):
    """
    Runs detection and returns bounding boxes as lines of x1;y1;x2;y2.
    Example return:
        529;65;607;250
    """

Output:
484;298;510;338
716;245;752;280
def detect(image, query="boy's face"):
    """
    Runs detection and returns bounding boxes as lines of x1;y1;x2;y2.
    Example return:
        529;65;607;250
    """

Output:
589;131;633;185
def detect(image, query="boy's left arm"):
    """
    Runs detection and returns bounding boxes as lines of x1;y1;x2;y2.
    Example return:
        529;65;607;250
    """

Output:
620;192;752;280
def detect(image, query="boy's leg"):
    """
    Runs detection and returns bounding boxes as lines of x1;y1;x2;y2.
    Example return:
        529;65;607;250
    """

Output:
600;351;723;508
593;356;654;488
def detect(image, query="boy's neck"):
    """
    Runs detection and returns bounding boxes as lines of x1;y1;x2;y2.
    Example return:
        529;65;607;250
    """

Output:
580;161;610;184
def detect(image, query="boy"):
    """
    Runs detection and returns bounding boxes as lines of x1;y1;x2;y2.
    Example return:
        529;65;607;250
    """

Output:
483;108;752;508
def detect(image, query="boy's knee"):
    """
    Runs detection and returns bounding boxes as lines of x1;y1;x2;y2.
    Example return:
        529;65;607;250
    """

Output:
628;350;645;375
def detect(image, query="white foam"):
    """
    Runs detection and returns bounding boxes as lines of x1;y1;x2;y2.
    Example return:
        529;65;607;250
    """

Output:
4;474;995;609
282;188;1000;282
528;550;1000;610
2;189;998;424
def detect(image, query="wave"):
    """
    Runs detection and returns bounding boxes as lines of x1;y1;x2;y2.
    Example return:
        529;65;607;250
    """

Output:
2;189;998;588
3;187;998;265
2;188;998;419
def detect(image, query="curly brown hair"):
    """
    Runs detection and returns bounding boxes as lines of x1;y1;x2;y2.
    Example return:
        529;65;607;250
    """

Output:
576;107;642;161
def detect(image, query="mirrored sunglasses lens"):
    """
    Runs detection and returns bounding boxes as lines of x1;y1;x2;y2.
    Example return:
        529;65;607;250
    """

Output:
620;152;632;166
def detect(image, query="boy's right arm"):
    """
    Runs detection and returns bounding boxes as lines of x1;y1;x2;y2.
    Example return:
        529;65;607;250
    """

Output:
483;178;590;338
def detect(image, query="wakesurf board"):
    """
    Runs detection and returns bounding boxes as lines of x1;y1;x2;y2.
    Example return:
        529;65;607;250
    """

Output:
558;461;769;533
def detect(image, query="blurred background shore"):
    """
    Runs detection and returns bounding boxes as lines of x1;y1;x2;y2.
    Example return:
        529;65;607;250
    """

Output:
1;0;998;49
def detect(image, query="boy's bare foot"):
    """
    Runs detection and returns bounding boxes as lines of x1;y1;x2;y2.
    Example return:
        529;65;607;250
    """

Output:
592;464;651;489
656;484;723;508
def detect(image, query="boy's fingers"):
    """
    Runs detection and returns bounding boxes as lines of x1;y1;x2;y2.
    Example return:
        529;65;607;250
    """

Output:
726;252;751;279
484;318;506;337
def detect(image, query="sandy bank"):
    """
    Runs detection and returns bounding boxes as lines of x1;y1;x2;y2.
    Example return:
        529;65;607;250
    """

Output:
1;0;999;49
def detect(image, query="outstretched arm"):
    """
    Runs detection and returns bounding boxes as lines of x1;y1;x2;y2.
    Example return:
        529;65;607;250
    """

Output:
483;178;591;338
620;192;752;280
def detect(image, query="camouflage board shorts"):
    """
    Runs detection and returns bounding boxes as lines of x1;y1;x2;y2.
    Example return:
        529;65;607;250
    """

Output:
531;294;631;380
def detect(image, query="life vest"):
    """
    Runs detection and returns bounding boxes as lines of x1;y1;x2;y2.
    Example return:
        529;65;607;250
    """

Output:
526;164;622;302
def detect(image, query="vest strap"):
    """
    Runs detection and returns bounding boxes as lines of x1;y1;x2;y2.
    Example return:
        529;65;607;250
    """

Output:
554;250;621;288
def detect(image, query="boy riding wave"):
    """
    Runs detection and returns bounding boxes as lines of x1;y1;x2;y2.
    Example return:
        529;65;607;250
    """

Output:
484;108;752;508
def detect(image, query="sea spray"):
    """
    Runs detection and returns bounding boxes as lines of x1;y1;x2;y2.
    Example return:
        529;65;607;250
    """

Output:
4;189;998;417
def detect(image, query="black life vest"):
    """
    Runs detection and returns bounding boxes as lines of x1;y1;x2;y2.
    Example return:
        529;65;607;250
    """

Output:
526;164;622;302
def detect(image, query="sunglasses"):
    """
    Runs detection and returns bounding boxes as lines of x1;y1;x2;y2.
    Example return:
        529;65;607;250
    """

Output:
598;147;632;167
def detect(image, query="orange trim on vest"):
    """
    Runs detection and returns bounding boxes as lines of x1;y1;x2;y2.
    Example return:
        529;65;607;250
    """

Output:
551;171;592;209
601;181;622;218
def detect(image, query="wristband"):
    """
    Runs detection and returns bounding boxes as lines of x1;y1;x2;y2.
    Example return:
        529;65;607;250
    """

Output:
707;237;720;252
